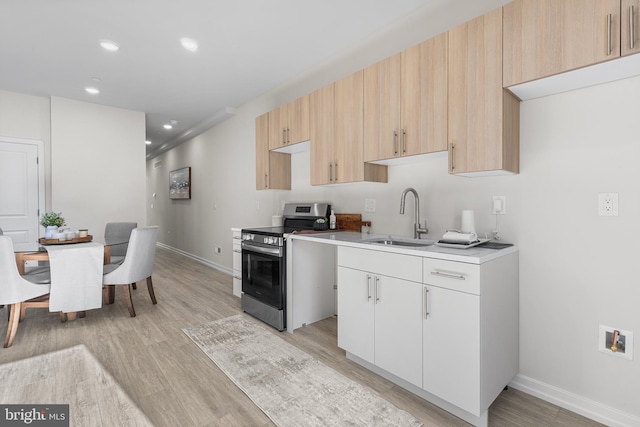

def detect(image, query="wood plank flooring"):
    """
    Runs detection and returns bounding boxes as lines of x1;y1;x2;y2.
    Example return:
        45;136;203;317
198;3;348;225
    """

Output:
0;248;604;427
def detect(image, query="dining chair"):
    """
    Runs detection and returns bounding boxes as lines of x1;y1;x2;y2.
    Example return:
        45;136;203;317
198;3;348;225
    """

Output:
104;222;137;265
102;226;159;317
0;236;51;348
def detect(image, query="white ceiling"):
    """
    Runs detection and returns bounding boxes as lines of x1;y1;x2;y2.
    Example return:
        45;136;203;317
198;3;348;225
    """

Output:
0;0;495;159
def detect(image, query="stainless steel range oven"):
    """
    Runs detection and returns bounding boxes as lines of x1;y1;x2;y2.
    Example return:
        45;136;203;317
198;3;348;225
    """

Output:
241;202;330;331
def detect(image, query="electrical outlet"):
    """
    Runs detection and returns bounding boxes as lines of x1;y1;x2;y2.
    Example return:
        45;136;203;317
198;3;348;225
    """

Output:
598;193;618;216
364;199;376;213
492;196;506;215
599;325;633;360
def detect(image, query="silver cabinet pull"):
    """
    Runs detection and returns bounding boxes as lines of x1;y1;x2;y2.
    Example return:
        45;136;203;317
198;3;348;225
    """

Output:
287;128;291;144
607;13;612;56
631;6;636;50
424;287;430;319
430;271;466;280
329;163;333;182
282;128;286;145
334;162;338;182
375;276;380;303
233;275;242;280
232;249;242;254
264;173;268;188
393;130;398;155
449;143;455;171
401;129;406;154
366;274;372;301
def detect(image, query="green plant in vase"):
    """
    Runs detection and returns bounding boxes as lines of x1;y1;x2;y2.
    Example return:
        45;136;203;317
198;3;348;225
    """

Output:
40;211;66;238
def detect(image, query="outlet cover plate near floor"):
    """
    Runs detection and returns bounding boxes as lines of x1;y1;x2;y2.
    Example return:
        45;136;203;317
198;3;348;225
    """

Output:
598;193;619;216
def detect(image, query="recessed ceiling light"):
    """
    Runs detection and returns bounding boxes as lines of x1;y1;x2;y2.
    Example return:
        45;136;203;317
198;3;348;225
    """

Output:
163;124;173;130
180;37;198;52
100;40;119;52
85;86;100;95
145;140;152;145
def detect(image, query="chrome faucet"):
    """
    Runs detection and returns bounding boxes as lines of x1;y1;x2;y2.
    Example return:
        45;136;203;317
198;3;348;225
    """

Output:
400;187;428;239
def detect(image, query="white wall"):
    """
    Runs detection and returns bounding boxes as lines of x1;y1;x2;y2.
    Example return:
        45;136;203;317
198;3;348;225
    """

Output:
51;97;146;237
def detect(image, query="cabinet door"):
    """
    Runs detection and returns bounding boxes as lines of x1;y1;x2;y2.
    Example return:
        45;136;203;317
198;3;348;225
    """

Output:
288;95;310;145
374;275;423;387
423;285;480;415
255;113;270;190
448;8;519;175
310;85;335;185
337;266;375;364
334;71;365;183
409;32;448;155
503;0;621;87
364;54;401;162
268;105;285;150
622;0;640;56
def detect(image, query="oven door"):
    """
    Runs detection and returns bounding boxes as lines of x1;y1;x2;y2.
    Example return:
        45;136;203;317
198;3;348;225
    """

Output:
241;242;285;309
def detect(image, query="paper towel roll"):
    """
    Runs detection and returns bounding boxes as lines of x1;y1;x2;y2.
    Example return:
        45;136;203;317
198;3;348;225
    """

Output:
461;210;476;234
272;215;283;226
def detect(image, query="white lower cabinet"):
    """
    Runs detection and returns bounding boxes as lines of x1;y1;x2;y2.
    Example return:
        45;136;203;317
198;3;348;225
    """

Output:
337;247;423;387
423;283;480;414
231;228;242;297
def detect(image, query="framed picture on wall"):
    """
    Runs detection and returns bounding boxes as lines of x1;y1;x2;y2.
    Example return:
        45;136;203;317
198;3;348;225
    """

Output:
169;167;191;199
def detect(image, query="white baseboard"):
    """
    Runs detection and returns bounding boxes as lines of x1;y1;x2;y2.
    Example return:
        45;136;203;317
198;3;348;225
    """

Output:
509;374;640;427
156;243;233;276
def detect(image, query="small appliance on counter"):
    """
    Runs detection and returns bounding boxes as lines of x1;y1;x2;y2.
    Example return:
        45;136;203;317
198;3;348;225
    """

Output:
240;202;331;331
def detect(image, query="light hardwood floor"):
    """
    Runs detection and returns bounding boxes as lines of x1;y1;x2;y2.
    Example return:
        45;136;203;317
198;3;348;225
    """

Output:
1;248;604;427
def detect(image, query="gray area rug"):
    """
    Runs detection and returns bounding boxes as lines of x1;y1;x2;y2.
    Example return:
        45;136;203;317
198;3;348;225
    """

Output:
183;314;423;427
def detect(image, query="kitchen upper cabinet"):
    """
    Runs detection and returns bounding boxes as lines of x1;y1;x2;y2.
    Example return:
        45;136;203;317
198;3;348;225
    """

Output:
255;113;291;190
330;71;387;184
363;33;447;162
268;95;310;150
622;0;640;56
310;84;335;185
448;7;520;176
503;0;621;87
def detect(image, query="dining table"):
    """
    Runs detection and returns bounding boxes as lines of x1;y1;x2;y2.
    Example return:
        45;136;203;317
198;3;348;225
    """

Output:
15;242;112;321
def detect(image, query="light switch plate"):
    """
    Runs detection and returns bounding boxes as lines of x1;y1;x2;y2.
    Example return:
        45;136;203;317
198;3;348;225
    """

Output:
492;196;506;214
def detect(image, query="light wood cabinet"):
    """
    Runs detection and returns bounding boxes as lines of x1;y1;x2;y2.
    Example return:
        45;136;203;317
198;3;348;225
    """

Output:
622;0;640;56
268;95;310;150
448;8;520;176
310;71;387;185
503;0;621;87
363;33;447;162
255;113;291;190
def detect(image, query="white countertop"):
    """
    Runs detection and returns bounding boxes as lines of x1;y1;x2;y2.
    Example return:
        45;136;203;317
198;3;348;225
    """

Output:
287;231;517;264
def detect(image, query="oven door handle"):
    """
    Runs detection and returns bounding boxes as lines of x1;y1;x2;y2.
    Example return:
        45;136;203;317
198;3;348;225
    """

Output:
241;242;283;257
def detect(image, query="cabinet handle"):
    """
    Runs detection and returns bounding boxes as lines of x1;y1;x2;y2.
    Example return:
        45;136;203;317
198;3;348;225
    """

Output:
401;129;406;154
631;6;635;50
449;143;455;171
334;163;338;182
393;130;398;155
430;271;466;280
282;128;286;145
607;13;612;56
366;274;372;301
287;128;291;144
233;275;242;280
232;249;241;254
375;276;380;303
424;287;430;319
264;173;268;188
329;163;333;182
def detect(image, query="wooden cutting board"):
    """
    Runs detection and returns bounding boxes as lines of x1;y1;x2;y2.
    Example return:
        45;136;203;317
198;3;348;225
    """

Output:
335;214;371;232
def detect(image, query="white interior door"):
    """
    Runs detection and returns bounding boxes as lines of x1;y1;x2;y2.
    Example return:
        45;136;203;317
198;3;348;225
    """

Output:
0;137;45;251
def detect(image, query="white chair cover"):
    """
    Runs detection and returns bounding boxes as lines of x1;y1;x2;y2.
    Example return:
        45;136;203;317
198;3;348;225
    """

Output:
103;226;159;285
46;242;104;312
0;236;50;305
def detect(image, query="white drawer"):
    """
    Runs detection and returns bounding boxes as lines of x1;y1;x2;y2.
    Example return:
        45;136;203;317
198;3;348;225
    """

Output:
232;247;242;271
232;229;241;239
423;258;480;295
338;246;422;283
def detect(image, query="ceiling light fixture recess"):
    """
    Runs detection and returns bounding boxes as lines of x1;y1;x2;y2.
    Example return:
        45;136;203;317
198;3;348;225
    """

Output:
99;40;119;52
163;124;173;130
145;140;152;145
85;86;100;95
180;37;198;52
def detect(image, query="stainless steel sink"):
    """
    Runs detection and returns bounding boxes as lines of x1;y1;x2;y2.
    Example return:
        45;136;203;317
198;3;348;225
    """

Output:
361;237;434;248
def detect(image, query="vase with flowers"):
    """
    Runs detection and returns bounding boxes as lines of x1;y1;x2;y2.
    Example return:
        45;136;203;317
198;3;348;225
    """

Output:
40;211;66;239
